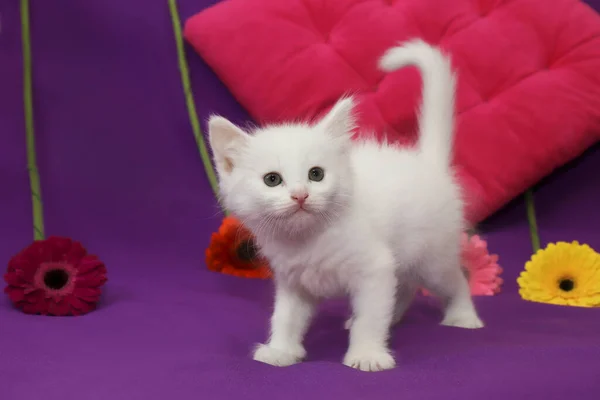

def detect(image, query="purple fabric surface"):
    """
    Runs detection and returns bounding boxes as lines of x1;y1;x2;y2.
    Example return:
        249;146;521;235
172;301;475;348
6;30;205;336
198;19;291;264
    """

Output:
1;1;600;399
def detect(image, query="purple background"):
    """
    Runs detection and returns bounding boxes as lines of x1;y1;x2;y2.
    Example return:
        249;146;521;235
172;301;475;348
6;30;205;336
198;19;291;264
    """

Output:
1;1;599;399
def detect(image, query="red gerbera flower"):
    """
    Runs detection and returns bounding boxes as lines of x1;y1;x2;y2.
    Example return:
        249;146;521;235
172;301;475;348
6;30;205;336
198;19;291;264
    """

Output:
4;236;108;316
205;216;272;279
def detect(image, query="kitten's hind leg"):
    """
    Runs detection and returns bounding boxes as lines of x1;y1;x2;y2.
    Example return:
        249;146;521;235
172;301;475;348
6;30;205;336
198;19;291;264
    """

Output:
421;256;484;329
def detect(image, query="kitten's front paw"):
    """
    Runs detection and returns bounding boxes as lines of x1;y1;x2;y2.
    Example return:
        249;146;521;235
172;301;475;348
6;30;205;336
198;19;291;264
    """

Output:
441;312;484;329
252;343;306;367
343;348;396;372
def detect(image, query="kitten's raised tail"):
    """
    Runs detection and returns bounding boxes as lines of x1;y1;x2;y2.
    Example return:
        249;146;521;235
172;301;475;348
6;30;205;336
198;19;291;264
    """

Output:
379;40;456;168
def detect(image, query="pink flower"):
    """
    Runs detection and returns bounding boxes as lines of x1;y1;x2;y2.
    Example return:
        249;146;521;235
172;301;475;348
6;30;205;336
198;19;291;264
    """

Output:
422;233;503;296
460;233;503;296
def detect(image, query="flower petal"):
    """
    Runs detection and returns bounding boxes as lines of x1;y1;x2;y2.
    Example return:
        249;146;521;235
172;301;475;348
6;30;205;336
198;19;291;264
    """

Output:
24;289;44;304
55;298;71;316
46;236;74;262
76;257;106;275
4;271;28;287
73;287;102;302
76;274;108;288
21;302;41;314
68;295;95;313
64;240;87;263
5;286;26;303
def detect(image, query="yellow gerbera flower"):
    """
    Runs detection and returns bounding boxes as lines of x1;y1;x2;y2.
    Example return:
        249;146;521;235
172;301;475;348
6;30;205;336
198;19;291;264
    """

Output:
517;241;600;307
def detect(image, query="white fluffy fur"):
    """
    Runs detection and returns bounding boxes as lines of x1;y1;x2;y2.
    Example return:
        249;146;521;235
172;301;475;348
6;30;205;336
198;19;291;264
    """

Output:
208;40;483;372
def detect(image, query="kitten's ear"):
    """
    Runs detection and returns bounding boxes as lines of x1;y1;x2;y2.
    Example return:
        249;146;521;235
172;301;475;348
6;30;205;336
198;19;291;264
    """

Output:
316;96;356;139
208;115;249;176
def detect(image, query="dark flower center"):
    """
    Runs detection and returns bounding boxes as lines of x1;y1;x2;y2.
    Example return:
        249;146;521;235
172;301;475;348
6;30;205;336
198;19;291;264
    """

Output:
44;268;70;290
236;239;259;263
558;278;575;292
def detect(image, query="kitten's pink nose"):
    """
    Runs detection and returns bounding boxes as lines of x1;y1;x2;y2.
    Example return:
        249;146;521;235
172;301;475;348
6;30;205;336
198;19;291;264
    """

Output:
290;192;309;205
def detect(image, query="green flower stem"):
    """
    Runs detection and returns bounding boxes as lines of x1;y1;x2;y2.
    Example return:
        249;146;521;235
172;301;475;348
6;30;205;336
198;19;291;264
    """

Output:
168;0;221;205
21;0;45;240
525;189;541;252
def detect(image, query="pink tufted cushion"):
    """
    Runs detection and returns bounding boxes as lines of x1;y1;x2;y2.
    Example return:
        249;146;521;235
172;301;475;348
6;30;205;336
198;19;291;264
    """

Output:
184;0;600;224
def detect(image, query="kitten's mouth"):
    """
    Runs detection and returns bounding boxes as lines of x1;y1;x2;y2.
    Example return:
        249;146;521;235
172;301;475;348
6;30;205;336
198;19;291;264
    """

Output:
290;204;311;215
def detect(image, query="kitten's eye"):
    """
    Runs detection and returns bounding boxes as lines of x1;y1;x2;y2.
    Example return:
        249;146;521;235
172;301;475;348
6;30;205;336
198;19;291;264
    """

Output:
308;167;325;182
263;172;283;187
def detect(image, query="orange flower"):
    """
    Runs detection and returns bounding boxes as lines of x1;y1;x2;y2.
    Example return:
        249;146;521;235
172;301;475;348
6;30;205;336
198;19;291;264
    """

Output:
205;216;272;279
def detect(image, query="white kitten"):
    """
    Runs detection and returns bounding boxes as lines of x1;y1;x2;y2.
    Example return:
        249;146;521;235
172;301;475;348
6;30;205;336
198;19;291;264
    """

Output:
207;40;483;372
